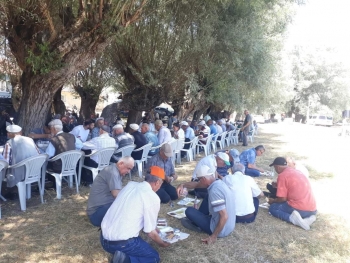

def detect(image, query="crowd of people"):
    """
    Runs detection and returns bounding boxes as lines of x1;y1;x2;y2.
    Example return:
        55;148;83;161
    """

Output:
0;110;317;263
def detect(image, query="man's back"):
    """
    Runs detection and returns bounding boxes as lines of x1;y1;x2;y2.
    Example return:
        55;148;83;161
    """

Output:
239;148;255;167
101;181;160;241
192;155;216;179
116;132;134;150
158;126;171;144
145;131;159;155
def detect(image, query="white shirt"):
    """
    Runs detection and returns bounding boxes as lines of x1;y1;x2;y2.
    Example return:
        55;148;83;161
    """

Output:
45;131;83;158
70;125;90;142
216;124;223;134
223;171;262;216
157;126;172;144
82;133;116;163
101;181;160;241
174;128;185;140
192;154;217;179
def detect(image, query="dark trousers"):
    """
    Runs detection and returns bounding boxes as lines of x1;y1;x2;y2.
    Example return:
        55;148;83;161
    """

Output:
100;233;160;263
236;197;259;223
81;156;98;183
156;182;178;203
266;183;277;198
188;188;208;199
245;167;260;177
242;129;248;146
185;196;212;235
88;202;113;227
183;138;191;150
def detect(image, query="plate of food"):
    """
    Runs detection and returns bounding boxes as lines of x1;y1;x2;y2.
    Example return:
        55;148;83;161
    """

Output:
159;227;189;244
167;207;187;219
177;197;201;206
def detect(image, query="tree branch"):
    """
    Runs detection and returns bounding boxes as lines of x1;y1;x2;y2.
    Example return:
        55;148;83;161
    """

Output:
41;3;57;43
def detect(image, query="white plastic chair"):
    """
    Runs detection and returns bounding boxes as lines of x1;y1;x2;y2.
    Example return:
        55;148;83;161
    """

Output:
225;131;234;147
147;142;166;161
46;150;83;199
79;147;116;184
0;160;9;202
217;132;227;150
132;143;153;178
196;134;213;156
168;139;178;166
113;144;136;179
7;155;48;211
175;139;185;164
247;128;255;143
180;137;198;162
210;134;219;153
232;129;240;145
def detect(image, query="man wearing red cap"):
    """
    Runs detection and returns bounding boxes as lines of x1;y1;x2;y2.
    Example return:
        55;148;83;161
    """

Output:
101;166;170;263
268;157;317;230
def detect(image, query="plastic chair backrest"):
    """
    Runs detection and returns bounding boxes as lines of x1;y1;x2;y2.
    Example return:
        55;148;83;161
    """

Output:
9;155;48;184
139;143;153;161
176;139;185;151
120;145;136;157
189;137;198;149
0;160;8;181
91;147;115;169
53;150;83;175
211;134;219;143
168;139;178;154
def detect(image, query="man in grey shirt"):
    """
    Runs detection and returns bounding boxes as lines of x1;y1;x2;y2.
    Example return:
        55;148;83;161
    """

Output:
181;165;236;244
87;156;134;227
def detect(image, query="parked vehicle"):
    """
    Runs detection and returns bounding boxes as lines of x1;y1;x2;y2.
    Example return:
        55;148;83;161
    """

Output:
308;114;333;127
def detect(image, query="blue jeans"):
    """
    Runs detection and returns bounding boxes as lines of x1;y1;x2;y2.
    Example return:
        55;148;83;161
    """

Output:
100;233;160;263
156;182;178;203
269;202;317;222
245;167;260;177
185;196;212;235
88;202;113;227
236;197;259;223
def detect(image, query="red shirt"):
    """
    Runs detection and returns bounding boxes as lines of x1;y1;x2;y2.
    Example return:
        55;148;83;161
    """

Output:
277;167;317;211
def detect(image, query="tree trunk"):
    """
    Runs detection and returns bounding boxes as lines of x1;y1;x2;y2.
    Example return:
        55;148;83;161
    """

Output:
52;87;66;117
79;94;99;122
125;109;142;133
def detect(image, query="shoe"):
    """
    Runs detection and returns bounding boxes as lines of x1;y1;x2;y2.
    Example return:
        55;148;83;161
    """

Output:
304;215;317;226
111;250;130;263
289;210;310;230
181;218;202;233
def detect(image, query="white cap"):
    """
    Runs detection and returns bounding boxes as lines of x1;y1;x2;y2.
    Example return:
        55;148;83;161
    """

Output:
113;124;123;130
196;165;214;178
198;120;205;126
48;119;63;127
129;123;139;130
180;121;189;126
216;152;231;166
6;125;22;133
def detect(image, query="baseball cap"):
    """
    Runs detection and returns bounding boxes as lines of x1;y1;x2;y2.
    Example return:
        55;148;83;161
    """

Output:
196;165;214;178
180;121;188;126
129;123;139;130
215;152;231;166
149;166;165;180
160;143;172;157
100;125;110;133
269;157;287;167
6;125;22;133
229;149;240;163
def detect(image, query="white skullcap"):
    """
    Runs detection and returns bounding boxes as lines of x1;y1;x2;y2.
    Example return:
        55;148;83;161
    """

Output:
129;123;139;130
48;119;63;126
180;121;189;126
198;120;205;126
113;124;123;129
6;125;22;133
95;117;104;122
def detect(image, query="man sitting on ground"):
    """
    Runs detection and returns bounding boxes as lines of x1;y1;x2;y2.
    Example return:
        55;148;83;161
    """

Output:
180;165;235;244
111;124;134;162
239;145;266;177
87;156;134;227
69;120;94;142
268;157;317;231
100;166;170;262
3;125;40;188
146;143;178;203
223;163;264;223
141;123;159;156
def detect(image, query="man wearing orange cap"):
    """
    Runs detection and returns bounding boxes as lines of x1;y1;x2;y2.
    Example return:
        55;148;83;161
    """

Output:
101;166;170;263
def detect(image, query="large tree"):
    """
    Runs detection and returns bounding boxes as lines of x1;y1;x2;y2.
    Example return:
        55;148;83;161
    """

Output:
0;0;146;134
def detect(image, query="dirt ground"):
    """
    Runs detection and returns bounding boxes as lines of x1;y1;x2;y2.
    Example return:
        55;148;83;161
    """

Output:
1;122;350;263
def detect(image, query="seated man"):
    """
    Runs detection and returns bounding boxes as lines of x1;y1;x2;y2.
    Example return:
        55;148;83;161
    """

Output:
196;120;210;145
87;156;134;227
180;121;195;153
100;166;170;262
146;143;178;203
91;117;105;139
3;125;40;188
141;123;159;156
69;120;94;142
206;119;217;135
223;163;264;223
111;124;134;162
81;125;115;183
129;123;148;161
28;123;52;142
239;145;266;177
155;119;171;144
181;165;235;244
268;157;317;230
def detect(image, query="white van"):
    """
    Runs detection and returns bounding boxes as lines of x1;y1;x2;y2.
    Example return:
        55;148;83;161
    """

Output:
308;115;333;127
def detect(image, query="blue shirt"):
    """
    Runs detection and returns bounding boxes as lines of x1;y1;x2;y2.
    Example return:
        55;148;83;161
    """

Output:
185;127;195;140
209;124;217;135
239;148;256;167
145;131;159;155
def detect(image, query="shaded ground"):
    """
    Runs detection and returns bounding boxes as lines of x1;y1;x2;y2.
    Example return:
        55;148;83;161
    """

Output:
1;122;349;263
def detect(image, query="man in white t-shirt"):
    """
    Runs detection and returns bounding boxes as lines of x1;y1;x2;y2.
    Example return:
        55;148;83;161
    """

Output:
223;163;264;223
69;120;94;142
100;166;170;262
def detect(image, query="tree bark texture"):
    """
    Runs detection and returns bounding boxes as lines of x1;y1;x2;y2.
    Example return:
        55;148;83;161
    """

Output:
125;109;142;133
52;87;66;117
101;102;123;125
